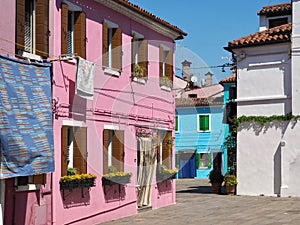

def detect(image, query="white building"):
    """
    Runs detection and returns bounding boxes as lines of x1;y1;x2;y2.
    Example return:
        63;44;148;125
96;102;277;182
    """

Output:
225;1;300;197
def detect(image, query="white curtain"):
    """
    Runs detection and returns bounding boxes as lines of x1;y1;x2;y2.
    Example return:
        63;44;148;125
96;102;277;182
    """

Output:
137;137;157;207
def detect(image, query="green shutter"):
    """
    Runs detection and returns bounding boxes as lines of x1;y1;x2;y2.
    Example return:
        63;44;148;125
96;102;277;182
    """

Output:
175;116;179;132
199;115;209;131
196;153;200;169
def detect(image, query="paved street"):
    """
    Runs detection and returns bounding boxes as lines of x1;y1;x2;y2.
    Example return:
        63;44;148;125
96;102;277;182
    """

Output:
100;179;300;225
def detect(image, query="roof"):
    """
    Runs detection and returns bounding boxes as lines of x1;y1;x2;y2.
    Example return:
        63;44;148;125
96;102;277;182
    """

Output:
176;97;223;108
115;0;187;39
257;2;291;16
182;84;224;99
226;23;292;50
220;75;236;85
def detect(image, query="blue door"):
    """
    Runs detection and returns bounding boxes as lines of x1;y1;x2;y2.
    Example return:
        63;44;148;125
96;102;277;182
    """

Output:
179;152;196;178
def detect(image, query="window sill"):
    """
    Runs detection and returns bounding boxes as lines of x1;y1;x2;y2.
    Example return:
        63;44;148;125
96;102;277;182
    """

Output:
19;51;43;61
160;85;171;92
197;130;211;133
132;77;146;84
15;184;41;192
103;67;120;77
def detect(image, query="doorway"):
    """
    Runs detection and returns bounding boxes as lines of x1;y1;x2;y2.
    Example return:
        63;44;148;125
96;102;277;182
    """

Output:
177;151;196;178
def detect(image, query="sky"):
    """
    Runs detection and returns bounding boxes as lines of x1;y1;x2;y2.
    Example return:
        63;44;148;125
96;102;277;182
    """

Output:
130;0;289;83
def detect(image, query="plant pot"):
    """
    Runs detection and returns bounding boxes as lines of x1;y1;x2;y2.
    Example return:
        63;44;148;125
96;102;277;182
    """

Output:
226;184;235;195
211;182;222;194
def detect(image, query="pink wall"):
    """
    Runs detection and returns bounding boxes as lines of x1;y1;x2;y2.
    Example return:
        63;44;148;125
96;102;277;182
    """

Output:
51;0;176;224
0;0;178;224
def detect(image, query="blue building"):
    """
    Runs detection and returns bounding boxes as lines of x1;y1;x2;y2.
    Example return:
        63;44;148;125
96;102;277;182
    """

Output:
175;83;228;179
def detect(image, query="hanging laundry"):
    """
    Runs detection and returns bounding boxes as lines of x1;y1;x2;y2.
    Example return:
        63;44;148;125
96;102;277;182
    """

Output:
75;57;95;100
0;55;54;178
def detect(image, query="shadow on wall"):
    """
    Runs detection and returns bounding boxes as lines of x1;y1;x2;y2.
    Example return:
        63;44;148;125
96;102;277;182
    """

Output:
61;188;91;208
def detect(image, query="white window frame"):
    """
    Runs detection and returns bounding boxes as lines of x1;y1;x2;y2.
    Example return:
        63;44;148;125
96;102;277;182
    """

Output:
132;31;144;65
175;115;180;133
197;114;211;132
160;44;170;77
104;20;119;69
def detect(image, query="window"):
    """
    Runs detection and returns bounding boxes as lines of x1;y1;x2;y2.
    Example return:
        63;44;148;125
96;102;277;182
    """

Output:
188;94;197;98
198;114;210;132
159;45;173;86
15;174;46;191
157;131;172;168
269;17;288;28
16;0;49;58
103;129;124;174
196;153;210;169
61;126;87;176
132;32;148;78
61;2;86;59
175;115;179;133
229;87;236;100
102;21;122;72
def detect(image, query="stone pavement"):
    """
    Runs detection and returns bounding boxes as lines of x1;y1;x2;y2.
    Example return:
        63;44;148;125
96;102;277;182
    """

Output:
100;179;300;225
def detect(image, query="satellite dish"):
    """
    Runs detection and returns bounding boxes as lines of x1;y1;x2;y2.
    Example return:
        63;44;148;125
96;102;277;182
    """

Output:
191;75;198;83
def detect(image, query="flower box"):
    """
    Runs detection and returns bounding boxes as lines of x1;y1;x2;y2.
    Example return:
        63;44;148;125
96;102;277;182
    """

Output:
60;174;97;190
156;172;176;181
102;172;132;186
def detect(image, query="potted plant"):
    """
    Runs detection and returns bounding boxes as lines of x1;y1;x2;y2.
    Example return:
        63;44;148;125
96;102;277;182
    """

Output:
102;166;132;186
224;173;238;195
160;76;172;88
133;64;144;79
209;168;224;194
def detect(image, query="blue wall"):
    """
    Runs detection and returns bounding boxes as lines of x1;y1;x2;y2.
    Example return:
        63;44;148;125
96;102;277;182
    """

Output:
175;105;228;179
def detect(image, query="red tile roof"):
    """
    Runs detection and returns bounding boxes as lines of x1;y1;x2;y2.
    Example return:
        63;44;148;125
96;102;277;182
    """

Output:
220;75;236;84
116;0;187;39
227;23;291;49
257;2;291;16
175;97;223;107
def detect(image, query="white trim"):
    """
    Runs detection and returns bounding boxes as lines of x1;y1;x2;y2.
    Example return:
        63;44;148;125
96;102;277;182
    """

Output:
103;67;120;77
104;124;120;130
15;184;41;192
104;19;119;28
160;85;171;92
62;120;83;127
236;95;289;102
132;77;146;84
175;115;179;133
248;60;287;67
197;114;211;132
63;0;82;11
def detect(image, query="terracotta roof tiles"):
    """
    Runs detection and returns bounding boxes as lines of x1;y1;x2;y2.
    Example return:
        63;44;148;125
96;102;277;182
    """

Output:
257;2;291;16
227;23;291;49
220;75;236;84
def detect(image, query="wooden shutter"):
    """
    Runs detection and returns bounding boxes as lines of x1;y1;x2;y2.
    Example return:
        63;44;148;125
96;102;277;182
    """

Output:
103;129;109;174
131;34;136;74
61;3;68;55
74;11;86;59
102;22;108;67
166;50;173;81
162;131;172;169
61;126;69;176
139;39;148;77
159;46;163;78
112;130;124;172
73;127;87;174
200;115;209;131
33;174;46;185
36;0;49;57
16;0;25;53
112;27;122;71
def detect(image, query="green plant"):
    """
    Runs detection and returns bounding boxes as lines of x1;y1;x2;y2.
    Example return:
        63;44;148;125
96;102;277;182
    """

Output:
209;169;224;184
133;64;144;78
108;165;117;173
160;76;172;88
67;167;78;176
224;173;238;186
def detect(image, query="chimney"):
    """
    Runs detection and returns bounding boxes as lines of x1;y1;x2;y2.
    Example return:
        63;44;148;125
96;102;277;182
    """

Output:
204;72;214;86
182;60;192;82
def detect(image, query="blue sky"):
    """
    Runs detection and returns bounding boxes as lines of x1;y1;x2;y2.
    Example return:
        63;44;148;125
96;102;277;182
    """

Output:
130;0;289;83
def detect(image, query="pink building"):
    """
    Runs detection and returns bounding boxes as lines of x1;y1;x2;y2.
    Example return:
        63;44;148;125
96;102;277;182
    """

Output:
0;0;186;224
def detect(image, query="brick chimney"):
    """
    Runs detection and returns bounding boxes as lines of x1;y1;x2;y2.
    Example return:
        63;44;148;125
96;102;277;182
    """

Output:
204;72;214;86
182;60;192;82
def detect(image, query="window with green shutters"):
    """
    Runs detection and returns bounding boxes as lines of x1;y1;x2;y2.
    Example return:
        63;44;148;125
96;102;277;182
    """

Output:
175;115;179;132
198;114;210;132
